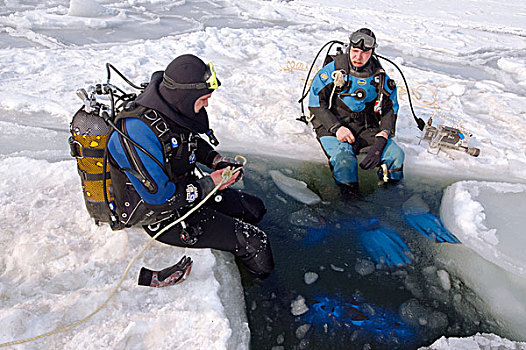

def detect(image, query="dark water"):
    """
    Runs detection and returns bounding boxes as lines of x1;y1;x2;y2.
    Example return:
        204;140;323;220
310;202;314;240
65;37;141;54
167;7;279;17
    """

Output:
235;154;500;350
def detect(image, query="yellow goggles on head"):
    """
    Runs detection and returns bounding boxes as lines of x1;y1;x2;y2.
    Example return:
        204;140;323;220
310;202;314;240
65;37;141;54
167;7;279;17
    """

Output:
162;61;221;91
204;62;220;90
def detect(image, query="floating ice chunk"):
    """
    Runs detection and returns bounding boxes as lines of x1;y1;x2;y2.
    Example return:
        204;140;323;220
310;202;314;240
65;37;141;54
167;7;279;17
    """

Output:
289;207;325;228
404;274;424;299
295;324;311;339
437;270;451;291
304;272;319;285
330;264;344;272
355;259;375;276
275;194;287;204
291;295;309;316
269;170;321;205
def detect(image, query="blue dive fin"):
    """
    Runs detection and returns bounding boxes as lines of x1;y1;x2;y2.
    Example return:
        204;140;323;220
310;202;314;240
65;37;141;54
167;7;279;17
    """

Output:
404;213;460;243
305;295;417;342
358;219;412;267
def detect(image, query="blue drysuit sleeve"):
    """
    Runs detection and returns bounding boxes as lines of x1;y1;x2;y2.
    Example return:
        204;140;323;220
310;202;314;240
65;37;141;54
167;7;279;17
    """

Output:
308;61;343;133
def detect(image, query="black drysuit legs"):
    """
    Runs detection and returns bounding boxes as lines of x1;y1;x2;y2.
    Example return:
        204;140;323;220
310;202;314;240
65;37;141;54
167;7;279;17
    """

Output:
143;188;274;277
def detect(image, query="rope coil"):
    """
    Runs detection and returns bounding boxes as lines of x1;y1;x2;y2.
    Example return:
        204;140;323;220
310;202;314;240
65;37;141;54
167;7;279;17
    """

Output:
328;70;346;110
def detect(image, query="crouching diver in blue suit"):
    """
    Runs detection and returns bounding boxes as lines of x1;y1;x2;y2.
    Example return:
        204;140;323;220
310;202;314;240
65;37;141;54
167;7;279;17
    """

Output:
107;54;274;282
307;29;412;266
308;28;404;200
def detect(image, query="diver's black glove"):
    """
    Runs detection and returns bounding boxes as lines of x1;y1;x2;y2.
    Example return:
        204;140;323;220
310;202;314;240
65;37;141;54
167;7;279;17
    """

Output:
359;136;387;170
211;155;244;182
138;256;193;288
211;155;244;170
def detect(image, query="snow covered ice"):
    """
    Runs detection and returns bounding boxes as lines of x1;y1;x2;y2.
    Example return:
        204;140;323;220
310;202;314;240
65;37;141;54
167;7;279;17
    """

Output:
442;182;526;278
437;181;526;340
1;0;526;349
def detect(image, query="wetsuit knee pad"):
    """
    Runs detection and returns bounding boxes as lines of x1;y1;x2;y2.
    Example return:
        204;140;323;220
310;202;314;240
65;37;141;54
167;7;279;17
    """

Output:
233;220;274;277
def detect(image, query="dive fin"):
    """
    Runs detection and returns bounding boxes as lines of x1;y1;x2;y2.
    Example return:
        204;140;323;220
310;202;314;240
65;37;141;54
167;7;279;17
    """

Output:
402;194;460;243
358;219;412;267
404;213;460;243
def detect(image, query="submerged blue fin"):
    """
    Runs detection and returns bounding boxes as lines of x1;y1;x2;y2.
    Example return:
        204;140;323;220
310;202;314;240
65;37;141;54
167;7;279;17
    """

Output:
404;213;460;243
305;295;417;343
358;219;412;267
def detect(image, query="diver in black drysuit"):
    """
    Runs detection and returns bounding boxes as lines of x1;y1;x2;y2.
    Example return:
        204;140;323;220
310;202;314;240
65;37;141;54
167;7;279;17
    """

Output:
107;54;274;277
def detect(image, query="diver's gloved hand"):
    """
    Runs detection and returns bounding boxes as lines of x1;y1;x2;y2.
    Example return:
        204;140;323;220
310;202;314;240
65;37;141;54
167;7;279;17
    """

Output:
138;256;193;288
358;218;412;267
212;155;244;170
211;155;244;182
359;136;387;170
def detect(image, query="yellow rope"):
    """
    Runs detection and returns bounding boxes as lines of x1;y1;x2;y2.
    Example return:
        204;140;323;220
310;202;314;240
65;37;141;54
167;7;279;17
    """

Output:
397;82;473;140
0;165;243;348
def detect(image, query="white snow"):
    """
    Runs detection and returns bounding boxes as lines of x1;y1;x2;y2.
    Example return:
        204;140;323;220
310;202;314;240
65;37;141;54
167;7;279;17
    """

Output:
1;0;526;348
0;158;248;349
67;0;114;18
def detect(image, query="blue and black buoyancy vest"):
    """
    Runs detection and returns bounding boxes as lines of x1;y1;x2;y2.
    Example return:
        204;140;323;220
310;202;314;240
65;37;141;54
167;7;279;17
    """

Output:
107;103;206;228
308;53;398;140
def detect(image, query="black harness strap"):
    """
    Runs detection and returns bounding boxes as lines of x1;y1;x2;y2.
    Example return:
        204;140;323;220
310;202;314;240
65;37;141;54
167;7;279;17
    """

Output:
78;169;111;182
115;103;198;182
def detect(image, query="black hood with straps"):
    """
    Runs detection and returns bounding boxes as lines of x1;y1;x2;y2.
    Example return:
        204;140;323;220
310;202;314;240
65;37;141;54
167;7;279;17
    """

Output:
135;54;214;134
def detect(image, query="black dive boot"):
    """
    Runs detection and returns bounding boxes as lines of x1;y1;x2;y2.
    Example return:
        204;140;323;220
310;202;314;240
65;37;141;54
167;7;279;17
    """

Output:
233;220;274;278
338;182;361;201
